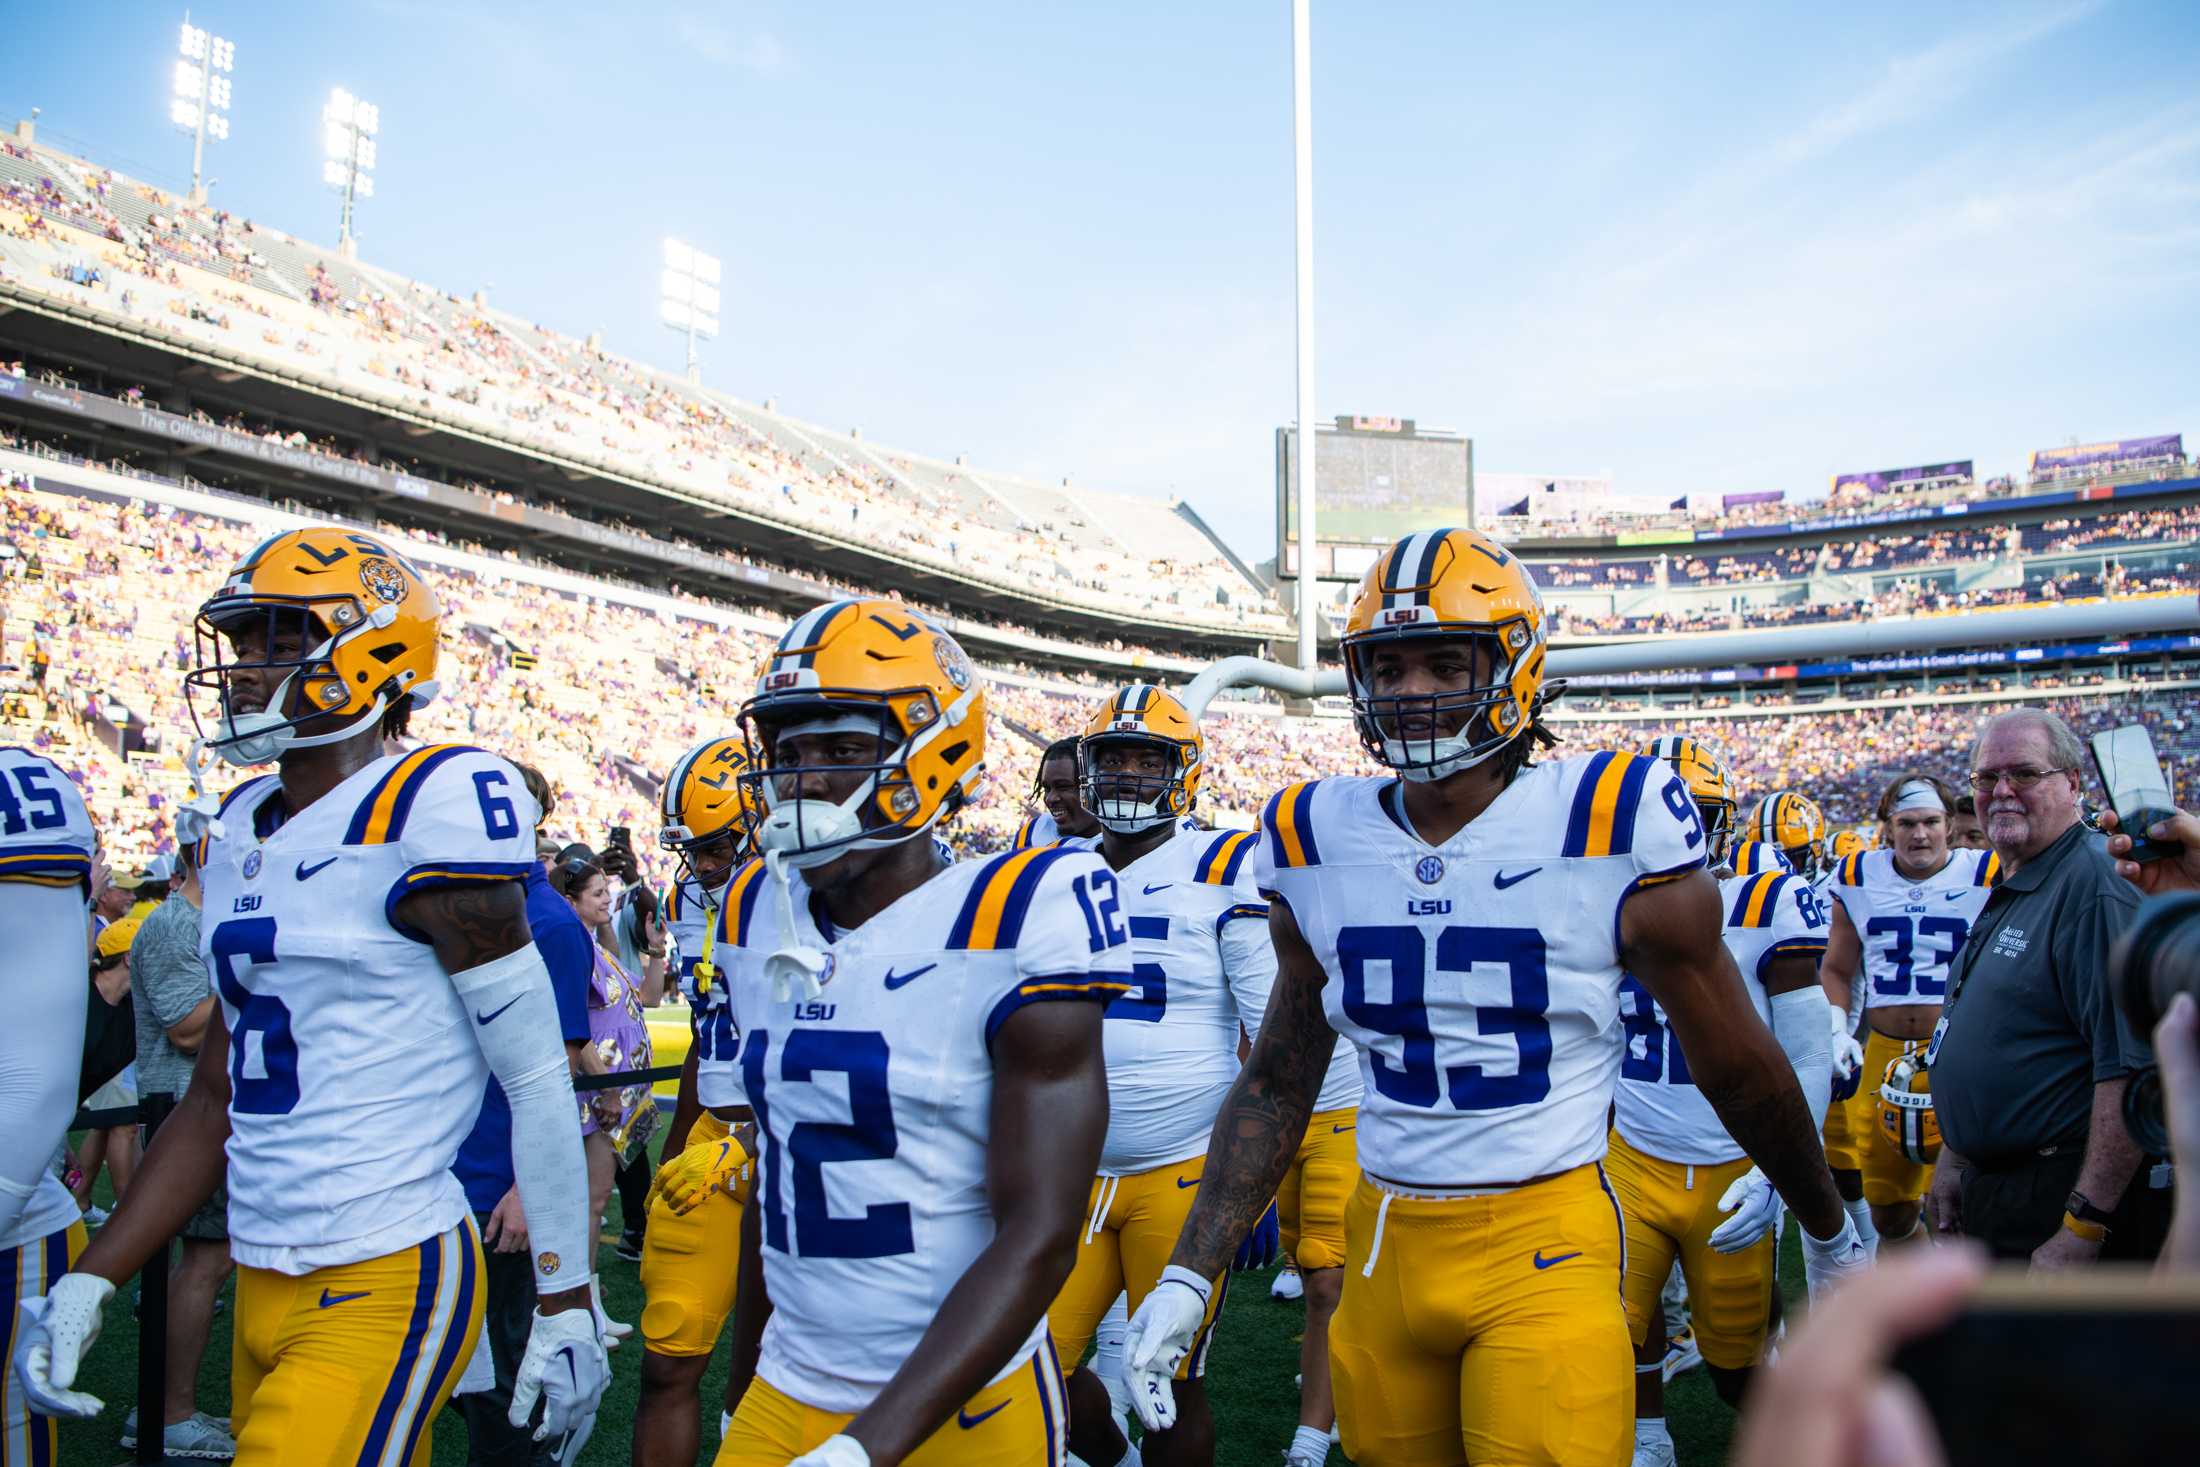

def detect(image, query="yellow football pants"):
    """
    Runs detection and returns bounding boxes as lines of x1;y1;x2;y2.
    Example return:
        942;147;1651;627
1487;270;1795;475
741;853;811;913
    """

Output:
1851;1028;1933;1205
230;1217;485;1467
1604;1134;1776;1371
1046;1154;1227;1379
1822;1061;1866;1173
1279;1105;1359;1272
640;1111;747;1357
1331;1166;1631;1467
716;1336;1069;1465
1;1219;85;1467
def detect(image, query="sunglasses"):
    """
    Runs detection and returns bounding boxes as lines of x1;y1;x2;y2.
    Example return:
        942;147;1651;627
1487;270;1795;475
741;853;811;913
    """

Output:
1967;766;2073;793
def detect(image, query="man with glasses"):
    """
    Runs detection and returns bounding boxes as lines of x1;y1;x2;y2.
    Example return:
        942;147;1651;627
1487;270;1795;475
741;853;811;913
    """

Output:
1926;709;2169;1263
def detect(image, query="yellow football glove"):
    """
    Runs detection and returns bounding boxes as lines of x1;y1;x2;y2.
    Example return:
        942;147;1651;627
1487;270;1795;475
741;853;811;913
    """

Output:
648;1132;753;1216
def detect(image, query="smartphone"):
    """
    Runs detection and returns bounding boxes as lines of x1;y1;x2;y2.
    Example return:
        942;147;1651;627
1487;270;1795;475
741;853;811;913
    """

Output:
2089;724;2178;863
607;826;632;850
1893;1267;2200;1466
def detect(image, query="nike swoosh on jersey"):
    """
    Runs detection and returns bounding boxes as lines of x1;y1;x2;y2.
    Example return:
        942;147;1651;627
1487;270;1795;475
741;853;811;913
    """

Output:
958;1401;1010;1429
475;994;524;1026
1176;1176;1202;1189
1331;1124;1355;1134
295;856;339;881
1531;1249;1582;1270
1494;867;1542;889
318;1288;371;1308
1143;882;1173;894
882;963;938;990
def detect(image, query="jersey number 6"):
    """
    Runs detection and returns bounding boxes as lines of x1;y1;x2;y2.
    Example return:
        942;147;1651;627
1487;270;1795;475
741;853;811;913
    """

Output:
1337;923;1552;1111
210;916;302;1115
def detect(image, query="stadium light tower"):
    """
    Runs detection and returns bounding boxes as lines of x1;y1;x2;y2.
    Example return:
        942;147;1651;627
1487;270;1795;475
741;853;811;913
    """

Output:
171;15;235;205
323;87;379;258
1290;0;1318;676
660;239;721;383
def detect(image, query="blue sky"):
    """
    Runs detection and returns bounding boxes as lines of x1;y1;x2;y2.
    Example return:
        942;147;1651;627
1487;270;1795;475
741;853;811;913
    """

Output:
4;2;2197;556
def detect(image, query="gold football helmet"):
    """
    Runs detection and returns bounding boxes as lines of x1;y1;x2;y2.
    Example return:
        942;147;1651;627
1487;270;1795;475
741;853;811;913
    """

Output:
736;598;984;867
1878;1049;1940;1165
660;735;757;891
1823;828;1869;870
1079;684;1203;834
1748;791;1828;878
1341;528;1550;780
1644;735;1738;865
186;525;441;766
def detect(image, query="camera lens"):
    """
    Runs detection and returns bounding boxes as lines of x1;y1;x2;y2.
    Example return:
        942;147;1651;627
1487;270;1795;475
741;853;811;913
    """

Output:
2112;892;2200;1034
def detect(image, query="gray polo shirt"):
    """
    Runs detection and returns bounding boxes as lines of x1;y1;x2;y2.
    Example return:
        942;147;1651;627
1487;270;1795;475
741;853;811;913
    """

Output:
1932;821;2148;1165
129;890;209;1098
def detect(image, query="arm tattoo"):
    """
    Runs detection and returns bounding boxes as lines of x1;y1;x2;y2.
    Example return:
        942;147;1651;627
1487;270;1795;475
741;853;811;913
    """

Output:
1697;1062;1835;1215
1172;953;1335;1278
398;879;532;974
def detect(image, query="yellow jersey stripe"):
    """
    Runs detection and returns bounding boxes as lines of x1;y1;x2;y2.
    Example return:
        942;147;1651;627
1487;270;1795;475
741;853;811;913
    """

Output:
959;845;1050;951
349;743;467;845
1581;751;1636;858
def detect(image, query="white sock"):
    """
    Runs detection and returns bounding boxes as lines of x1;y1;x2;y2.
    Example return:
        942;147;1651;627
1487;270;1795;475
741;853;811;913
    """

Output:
1291;1424;1332;1460
1636;1416;1672;1446
1093;1294;1131;1416
1844;1196;1880;1257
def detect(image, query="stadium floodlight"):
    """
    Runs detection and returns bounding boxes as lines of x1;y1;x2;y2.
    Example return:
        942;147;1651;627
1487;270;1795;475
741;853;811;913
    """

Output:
323;86;380;256
172;15;236;203
660;238;722;382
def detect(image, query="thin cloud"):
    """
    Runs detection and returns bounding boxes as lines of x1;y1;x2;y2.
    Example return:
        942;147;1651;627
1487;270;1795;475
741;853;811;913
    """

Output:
670;13;791;75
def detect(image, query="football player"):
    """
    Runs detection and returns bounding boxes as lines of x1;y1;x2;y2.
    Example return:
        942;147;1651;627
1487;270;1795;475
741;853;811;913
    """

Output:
716;598;1129;1467
1041;685;1277;1467
1015;737;1102;849
12;527;607;1465
1947;794;1987;851
1747;791;1828;881
0;746;95;1466
1819;774;1999;1247
1728;839;1792;877
1616;739;1831;1467
633;735;760;1466
1119;528;1865;1467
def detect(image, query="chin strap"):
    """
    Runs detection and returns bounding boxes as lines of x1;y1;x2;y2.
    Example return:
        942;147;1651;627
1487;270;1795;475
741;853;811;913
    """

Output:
761;849;833;1005
174;739;229;848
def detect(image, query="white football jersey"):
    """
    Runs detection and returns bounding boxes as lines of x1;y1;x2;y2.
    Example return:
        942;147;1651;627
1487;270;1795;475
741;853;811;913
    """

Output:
670;872;746;1112
1615;868;1831;1165
1223;835;1363;1117
724;843;1130;1414
1097;826;1276;1174
1012;809;1093;850
197;744;540;1273
0;746;98;1251
1253;751;1708;1190
1830;847;2000;1010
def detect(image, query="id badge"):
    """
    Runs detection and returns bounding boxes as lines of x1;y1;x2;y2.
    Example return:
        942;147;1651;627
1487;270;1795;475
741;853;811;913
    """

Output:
1921;1011;1950;1069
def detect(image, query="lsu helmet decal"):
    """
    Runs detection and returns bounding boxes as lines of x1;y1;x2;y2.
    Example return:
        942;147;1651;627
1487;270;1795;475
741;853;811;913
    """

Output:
660;735;757;888
1644;734;1738;866
186;525;441;767
736;598;985;869
1748;790;1828;878
1078;684;1203;835
1823;828;1869;871
1342;528;1550;781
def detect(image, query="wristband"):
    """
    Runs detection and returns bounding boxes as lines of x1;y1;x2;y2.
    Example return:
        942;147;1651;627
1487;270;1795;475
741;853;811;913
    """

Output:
2060;1210;2108;1244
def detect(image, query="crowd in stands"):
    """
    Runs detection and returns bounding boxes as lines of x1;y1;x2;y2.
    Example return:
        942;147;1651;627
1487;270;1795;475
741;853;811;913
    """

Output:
0;140;1269;630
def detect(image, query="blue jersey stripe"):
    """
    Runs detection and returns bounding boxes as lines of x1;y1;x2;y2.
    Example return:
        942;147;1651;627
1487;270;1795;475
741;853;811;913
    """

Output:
1562;751;1614;858
947;849;1021;949
395;1222;479;1464
1289;782;1321;866
1608;751;1653;855
994;846;1073;948
357;1229;443;1465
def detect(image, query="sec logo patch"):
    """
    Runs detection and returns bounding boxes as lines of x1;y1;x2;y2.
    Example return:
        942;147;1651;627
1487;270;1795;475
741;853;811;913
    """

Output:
1415;855;1445;885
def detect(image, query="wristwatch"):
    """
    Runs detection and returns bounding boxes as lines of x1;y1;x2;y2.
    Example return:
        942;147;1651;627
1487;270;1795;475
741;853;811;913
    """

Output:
2063;1189;2113;1242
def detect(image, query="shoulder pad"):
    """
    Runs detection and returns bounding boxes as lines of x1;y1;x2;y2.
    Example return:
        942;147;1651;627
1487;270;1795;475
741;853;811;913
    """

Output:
344;743;492;846
713;858;769;949
1837;850;1866;887
1727;872;1789;929
947;843;1086;951
1261;781;1323;870
1560;750;1657;859
1194;829;1259;886
1976;850;2002;887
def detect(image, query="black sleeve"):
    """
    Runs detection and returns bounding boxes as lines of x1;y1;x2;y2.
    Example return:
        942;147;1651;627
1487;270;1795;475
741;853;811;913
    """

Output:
2054;873;2147;1082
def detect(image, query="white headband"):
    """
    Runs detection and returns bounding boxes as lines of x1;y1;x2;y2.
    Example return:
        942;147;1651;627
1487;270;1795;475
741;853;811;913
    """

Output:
1892;779;1947;815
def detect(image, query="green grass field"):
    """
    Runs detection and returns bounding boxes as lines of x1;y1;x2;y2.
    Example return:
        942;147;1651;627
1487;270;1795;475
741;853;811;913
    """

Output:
60;1154;1804;1465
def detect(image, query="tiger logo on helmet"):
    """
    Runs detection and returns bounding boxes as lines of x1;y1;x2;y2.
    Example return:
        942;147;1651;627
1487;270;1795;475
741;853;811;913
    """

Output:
1342;528;1551;781
1078;684;1203;835
736;598;984;868
1877;1048;1939;1165
1823;827;1870;871
185;525;441;767
659;735;758;890
1643;734;1737;866
1747;791;1828;879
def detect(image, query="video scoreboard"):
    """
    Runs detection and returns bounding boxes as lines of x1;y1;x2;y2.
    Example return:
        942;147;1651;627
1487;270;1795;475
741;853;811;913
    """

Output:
1276;415;1474;582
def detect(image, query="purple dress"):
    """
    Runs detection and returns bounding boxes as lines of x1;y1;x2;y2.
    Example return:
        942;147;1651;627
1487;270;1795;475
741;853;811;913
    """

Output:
581;945;657;1161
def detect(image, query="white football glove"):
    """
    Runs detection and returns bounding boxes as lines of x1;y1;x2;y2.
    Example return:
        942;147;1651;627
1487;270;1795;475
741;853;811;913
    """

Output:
1799;1212;1872;1301
508;1304;610;1458
1707;1166;1782;1254
787;1433;871;1466
11;1272;114;1419
1120;1265;1212;1433
1828;1002;1865;1082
